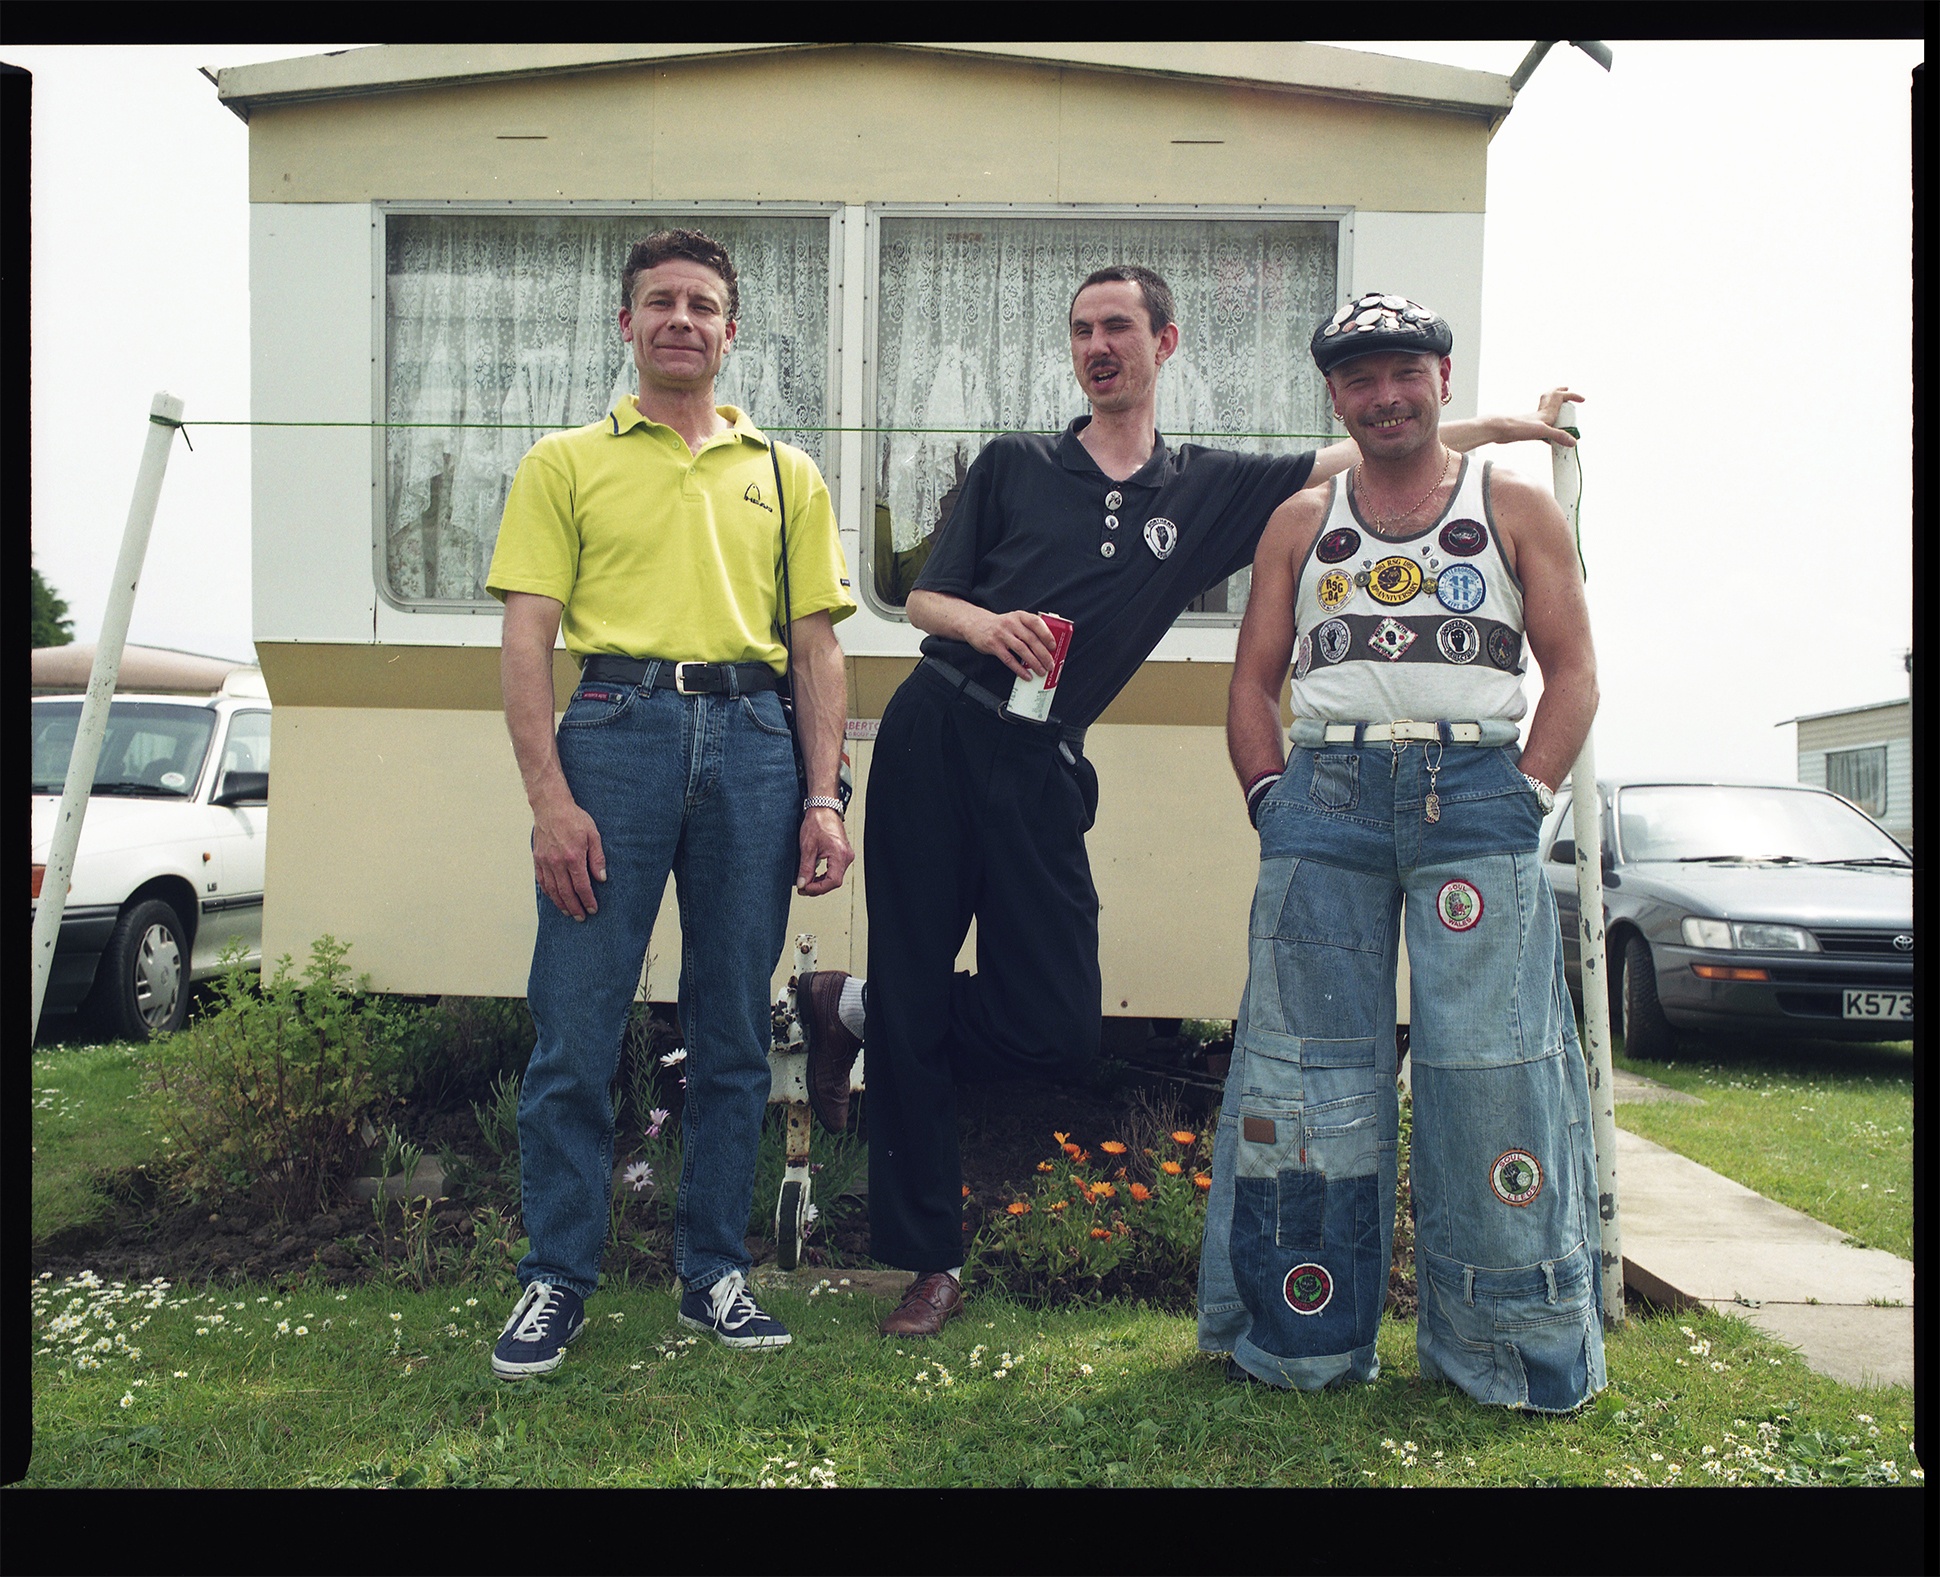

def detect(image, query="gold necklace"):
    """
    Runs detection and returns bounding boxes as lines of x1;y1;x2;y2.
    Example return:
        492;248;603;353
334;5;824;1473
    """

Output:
1356;446;1453;533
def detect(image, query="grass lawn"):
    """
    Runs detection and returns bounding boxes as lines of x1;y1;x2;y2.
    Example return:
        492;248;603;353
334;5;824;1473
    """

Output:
30;1037;163;1248
16;1272;1920;1490
1611;1035;1913;1258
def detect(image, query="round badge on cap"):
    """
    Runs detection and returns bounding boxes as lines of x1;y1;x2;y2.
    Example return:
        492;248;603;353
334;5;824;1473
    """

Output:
1311;291;1453;375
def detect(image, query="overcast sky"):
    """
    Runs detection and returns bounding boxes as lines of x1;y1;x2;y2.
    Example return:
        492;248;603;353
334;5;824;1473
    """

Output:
11;39;1921;781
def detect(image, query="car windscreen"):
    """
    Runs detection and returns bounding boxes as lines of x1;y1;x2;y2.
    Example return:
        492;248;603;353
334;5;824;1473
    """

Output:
31;701;218;799
1615;784;1909;866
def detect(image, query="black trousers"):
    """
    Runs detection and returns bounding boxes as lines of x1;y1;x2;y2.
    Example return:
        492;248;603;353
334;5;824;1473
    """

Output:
862;662;1103;1271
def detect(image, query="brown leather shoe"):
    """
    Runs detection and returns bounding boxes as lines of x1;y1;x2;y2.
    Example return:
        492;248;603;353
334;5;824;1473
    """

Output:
798;970;862;1133
878;1272;963;1337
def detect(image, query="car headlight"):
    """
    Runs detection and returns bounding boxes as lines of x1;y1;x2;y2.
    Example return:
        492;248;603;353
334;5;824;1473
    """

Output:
1680;917;1819;952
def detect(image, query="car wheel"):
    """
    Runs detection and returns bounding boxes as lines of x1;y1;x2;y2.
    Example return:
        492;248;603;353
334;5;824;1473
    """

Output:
1620;934;1676;1061
84;898;190;1042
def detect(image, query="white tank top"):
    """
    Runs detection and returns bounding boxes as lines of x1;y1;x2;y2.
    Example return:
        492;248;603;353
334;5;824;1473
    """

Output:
1285;457;1527;724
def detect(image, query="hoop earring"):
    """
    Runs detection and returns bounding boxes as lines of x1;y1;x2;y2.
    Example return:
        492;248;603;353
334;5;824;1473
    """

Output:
1440;389;1451;406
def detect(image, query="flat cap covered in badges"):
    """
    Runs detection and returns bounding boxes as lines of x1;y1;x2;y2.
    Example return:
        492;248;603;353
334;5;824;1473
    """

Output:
1311;292;1453;374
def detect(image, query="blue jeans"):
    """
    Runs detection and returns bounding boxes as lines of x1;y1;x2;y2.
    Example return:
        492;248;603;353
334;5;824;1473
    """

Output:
1199;740;1606;1412
517;667;798;1300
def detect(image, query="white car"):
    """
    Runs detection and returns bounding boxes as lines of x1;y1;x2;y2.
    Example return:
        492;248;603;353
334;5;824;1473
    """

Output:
31;674;271;1040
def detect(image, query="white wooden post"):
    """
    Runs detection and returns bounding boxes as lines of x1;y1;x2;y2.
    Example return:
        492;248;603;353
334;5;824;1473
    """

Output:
1552;411;1625;1325
31;393;186;1042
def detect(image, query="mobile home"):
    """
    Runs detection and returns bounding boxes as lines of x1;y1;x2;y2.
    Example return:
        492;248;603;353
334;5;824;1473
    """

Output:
217;42;1517;1015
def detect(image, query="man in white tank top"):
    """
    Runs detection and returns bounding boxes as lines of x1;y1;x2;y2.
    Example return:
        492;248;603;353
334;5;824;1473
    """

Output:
1198;293;1607;1413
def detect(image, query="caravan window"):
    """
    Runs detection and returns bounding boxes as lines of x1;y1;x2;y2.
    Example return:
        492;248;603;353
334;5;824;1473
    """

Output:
382;213;832;606
868;214;1339;620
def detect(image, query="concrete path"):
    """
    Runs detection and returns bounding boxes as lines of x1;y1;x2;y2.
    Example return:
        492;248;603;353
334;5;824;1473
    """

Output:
1611;1070;1913;1389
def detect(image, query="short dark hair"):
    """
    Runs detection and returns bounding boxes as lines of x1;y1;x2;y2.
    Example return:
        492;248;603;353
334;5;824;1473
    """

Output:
621;229;739;320
1070;265;1176;335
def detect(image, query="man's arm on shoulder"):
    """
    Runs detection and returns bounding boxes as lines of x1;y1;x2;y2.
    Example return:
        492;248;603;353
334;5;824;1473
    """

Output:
1229;491;1319;803
788;610;854;897
501;590;605;920
1491;469;1598;791
1301;389;1586;489
906;589;1059;681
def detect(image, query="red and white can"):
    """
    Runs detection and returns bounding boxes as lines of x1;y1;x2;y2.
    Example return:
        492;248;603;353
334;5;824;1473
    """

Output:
1004;613;1074;722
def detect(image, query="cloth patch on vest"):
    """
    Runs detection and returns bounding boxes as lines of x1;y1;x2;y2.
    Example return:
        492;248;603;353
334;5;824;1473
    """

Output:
1439;519;1487;556
1144;517;1178;560
1283;1262;1335;1315
1242;1116;1278;1145
1436;878;1484;931
1490;1149;1544;1207
1369;617;1417;661
1488;626;1524;672
1435;562;1486;613
1436;618;1481;664
1362;556;1424;606
1317;618;1353;664
1316;526;1361;564
1317;569;1354;611
1293;633;1314;681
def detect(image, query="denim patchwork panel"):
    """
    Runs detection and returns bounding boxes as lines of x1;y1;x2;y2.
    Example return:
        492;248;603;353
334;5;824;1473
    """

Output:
1416;1240;1605;1412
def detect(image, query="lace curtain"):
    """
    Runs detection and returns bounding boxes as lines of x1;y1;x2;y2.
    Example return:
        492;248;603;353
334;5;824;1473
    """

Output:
873;216;1338;612
384;213;829;602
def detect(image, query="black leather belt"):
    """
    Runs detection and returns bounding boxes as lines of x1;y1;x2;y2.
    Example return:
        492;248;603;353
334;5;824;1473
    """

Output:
920;656;1086;755
581;656;781;695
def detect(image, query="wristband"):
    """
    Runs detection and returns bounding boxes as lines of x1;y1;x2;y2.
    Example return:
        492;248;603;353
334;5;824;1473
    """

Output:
1244;770;1283;829
803;796;845;817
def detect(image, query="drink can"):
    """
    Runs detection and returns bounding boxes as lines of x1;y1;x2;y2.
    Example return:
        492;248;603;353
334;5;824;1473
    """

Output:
1004;613;1074;722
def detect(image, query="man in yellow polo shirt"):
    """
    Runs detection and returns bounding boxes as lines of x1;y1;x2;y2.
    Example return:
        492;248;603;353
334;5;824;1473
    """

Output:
484;229;856;1377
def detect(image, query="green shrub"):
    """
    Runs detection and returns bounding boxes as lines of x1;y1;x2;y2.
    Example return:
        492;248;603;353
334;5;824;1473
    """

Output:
146;937;405;1223
386;995;535;1116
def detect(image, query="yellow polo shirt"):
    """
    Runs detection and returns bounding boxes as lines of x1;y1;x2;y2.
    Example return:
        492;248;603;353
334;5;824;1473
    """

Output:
487;398;854;671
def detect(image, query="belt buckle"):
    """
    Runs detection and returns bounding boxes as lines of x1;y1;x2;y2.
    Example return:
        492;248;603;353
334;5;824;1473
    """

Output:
674;661;704;696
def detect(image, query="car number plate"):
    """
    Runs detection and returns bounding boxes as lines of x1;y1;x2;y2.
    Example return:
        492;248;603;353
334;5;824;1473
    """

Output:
1843;990;1912;1021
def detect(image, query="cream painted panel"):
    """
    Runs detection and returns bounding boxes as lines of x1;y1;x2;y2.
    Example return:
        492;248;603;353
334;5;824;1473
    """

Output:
1347;211;1487;419
1054;74;1485;209
251;205;380;644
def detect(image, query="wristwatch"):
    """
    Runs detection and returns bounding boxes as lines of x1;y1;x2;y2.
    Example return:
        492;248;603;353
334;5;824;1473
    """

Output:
1520;772;1556;813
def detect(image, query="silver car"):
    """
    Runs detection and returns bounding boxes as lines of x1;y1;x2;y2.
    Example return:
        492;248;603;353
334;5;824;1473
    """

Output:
1539;779;1913;1058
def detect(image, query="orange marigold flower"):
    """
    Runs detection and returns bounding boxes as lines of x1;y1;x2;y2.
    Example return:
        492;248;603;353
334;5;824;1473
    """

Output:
1089;1181;1117;1200
1006;1201;1030;1216
1062;1143;1082;1159
1089;1227;1113;1240
1049;1200;1067;1212
1053;1131;1069;1145
1193;1173;1213;1190
1172;1130;1199;1146
1100;1140;1127;1155
1160;1160;1184;1175
1129;1182;1152;1203
1036;1161;1054;1174
962;1185;972;1198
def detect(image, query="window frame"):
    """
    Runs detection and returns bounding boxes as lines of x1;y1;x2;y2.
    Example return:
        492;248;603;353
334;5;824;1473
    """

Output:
1824;743;1891;819
857;201;1354;625
369;200;846;615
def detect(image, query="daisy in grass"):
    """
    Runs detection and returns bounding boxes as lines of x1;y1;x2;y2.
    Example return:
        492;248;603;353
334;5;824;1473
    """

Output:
624;1161;653;1192
646;1108;671;1138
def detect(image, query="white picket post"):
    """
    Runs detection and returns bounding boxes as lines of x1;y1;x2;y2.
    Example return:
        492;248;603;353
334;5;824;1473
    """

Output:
31;393;187;1042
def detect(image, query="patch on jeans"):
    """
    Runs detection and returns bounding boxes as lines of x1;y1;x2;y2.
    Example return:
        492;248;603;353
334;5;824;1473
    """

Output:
576;688;620;702
1283;1262;1334;1315
1490;1149;1544;1207
1436;878;1484;931
1242;1116;1277;1144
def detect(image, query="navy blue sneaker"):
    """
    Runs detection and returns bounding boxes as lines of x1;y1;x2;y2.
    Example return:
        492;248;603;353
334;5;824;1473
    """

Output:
678;1270;792;1349
492;1281;586;1380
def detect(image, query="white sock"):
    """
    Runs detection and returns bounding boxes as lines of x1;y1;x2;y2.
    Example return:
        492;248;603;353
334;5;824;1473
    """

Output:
838;976;867;1039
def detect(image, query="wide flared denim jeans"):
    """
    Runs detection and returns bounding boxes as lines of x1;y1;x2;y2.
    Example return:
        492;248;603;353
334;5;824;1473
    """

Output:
517;667;798;1301
1199;740;1606;1412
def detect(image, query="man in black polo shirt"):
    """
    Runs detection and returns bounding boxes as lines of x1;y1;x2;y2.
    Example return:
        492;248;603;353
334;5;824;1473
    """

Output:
799;265;1578;1337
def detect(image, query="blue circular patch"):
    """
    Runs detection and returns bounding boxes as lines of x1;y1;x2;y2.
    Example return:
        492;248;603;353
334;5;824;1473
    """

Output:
1435;562;1486;613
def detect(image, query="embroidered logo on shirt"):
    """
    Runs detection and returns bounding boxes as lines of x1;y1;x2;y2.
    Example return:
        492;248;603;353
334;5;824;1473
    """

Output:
1488;627;1524;672
1439;519;1487;556
744;482;774;514
1316;527;1361;564
1317;619;1353;664
1490;1149;1544;1207
1317;570;1353;612
1364;556;1423;606
1144;517;1179;560
1284;1263;1335;1315
1369;617;1417;661
1436;563;1486;613
1436;618;1481;665
1436;878;1484;932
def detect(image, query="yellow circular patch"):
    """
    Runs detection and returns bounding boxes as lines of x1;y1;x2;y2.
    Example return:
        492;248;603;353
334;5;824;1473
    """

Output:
1365;556;1424;606
1317;570;1353;611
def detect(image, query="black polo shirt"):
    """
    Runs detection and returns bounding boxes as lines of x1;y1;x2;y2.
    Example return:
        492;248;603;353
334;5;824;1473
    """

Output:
913;416;1316;728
